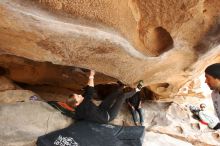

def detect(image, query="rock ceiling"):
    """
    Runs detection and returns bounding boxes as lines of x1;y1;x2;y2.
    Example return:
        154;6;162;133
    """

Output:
0;0;220;97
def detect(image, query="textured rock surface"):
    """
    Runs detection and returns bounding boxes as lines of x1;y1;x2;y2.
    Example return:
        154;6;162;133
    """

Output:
143;132;194;146
0;89;40;103
116;101;220;146
0;0;219;97
0;0;220;145
0;101;72;146
0;55;117;91
0;76;17;91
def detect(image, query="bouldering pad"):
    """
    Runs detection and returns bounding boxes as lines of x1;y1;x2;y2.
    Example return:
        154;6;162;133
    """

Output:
37;121;145;146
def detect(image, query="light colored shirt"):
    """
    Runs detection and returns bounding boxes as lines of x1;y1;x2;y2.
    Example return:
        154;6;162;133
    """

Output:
189;105;219;128
198;111;219;128
211;90;220;120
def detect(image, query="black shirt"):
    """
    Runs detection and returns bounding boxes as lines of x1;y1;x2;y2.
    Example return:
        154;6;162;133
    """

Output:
126;92;141;109
75;86;109;123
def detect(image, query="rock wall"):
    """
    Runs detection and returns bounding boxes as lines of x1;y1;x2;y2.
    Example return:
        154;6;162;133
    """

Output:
0;0;219;97
0;1;220;145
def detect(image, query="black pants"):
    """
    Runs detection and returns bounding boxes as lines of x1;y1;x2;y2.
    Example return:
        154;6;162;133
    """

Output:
99;88;136;122
213;123;220;130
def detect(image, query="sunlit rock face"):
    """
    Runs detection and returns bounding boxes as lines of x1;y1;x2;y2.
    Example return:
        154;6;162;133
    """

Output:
0;0;220;97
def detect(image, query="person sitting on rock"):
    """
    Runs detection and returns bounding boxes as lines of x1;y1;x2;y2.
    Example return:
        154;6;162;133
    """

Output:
126;80;144;126
50;69;144;124
188;103;220;130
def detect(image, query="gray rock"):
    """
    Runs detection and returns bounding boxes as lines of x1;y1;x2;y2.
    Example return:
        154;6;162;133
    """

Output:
0;101;72;146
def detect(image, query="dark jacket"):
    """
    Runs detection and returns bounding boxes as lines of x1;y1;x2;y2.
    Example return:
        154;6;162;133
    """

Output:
126;92;141;109
75;86;109;123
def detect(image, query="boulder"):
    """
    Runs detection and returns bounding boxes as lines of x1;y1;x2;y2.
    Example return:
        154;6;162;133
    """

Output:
0;101;72;146
0;89;40;103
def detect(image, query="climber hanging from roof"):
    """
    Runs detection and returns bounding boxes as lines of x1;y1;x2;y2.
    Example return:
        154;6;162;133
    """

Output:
48;69;144;124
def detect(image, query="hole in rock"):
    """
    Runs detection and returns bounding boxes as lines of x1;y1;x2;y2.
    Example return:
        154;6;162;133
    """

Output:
144;27;174;56
212;133;220;140
149;82;170;92
0;66;9;75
